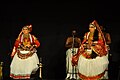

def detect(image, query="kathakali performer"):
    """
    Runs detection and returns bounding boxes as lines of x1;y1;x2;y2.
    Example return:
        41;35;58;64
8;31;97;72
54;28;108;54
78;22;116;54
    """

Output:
10;24;40;79
72;20;109;80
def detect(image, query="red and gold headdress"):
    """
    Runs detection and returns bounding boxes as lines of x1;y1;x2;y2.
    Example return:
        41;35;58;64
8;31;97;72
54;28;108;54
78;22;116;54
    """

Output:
89;20;97;29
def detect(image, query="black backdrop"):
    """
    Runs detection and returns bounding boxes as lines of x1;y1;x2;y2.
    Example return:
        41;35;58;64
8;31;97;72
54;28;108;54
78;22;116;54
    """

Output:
0;1;120;79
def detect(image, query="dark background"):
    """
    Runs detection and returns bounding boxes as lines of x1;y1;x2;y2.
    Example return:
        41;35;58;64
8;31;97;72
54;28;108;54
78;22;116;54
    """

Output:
0;1;120;80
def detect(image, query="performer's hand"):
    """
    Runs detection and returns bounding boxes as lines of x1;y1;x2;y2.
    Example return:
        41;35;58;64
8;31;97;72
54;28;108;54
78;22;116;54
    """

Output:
11;52;15;58
11;54;14;58
30;45;36;51
80;45;84;50
30;46;34;51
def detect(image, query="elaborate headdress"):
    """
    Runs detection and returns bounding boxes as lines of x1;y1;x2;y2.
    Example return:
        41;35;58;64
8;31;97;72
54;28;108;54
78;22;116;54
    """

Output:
22;24;32;32
89;20;97;29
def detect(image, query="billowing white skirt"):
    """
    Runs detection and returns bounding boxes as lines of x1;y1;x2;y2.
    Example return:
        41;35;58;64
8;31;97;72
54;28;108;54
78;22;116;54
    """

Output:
77;53;109;79
10;51;39;79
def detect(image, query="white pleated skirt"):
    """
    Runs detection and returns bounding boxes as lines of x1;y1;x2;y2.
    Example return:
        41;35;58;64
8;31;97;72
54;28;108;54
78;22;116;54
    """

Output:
77;54;109;78
10;51;39;79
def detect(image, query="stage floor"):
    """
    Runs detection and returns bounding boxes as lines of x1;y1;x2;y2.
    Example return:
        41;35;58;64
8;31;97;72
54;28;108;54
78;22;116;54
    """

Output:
1;61;120;80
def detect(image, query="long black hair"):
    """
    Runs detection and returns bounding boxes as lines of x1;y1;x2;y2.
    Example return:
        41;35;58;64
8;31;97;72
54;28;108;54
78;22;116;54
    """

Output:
93;29;99;41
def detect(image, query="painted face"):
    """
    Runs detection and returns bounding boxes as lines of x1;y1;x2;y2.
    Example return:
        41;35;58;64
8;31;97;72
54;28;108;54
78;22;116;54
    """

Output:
22;27;29;34
89;25;96;32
